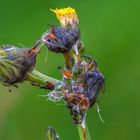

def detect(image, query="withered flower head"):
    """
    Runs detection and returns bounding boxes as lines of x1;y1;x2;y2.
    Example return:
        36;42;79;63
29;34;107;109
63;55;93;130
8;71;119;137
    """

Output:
0;45;37;86
51;7;79;28
39;7;80;53
42;26;80;53
84;68;105;107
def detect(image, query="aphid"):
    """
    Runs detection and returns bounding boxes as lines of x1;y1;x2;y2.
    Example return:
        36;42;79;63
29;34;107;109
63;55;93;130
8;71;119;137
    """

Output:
31;81;55;90
26;45;40;57
57;66;73;79
47;92;63;102
9;89;11;92
81;54;97;71
64;93;90;124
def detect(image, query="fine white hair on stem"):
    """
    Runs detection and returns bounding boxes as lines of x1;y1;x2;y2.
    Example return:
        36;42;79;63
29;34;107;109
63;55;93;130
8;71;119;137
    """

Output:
30;42;44;59
95;103;107;125
45;48;48;63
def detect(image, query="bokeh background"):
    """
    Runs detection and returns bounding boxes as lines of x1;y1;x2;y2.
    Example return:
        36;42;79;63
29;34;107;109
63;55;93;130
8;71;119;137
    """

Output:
0;0;140;140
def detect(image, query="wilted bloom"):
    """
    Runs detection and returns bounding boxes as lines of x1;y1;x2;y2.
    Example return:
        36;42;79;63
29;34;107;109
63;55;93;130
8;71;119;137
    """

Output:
84;70;105;107
0;45;37;86
42;26;80;53
0;45;61;90
51;7;79;29
84;61;105;107
36;7;80;54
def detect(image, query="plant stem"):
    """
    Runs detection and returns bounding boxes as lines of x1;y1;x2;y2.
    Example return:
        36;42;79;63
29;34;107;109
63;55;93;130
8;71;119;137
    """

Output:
77;123;91;140
26;68;61;89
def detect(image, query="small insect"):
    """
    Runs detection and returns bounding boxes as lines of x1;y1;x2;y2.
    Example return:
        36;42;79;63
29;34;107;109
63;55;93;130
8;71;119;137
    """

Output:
81;54;97;71
26;46;40;57
64;93;90;124
64;93;90;110
57;66;73;79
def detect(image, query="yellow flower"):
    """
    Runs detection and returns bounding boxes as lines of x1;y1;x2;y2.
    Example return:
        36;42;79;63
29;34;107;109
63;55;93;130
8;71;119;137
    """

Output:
51;7;79;28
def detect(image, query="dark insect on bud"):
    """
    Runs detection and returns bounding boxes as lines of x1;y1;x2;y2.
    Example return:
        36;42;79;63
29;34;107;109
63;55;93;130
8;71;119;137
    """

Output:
84;69;105;107
42;26;80;53
0;45;37;86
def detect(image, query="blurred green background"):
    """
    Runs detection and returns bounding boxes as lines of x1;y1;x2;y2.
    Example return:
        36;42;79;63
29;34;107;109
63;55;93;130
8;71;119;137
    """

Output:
0;0;140;140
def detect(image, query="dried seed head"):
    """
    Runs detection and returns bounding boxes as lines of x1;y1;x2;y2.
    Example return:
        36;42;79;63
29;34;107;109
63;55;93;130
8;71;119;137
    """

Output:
40;7;81;53
0;45;37;86
42;26;80;53
84;69;105;107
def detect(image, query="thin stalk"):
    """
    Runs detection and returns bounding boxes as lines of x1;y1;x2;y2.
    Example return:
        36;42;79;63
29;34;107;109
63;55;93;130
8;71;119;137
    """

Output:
85;123;92;140
26;68;61;89
77;123;91;140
